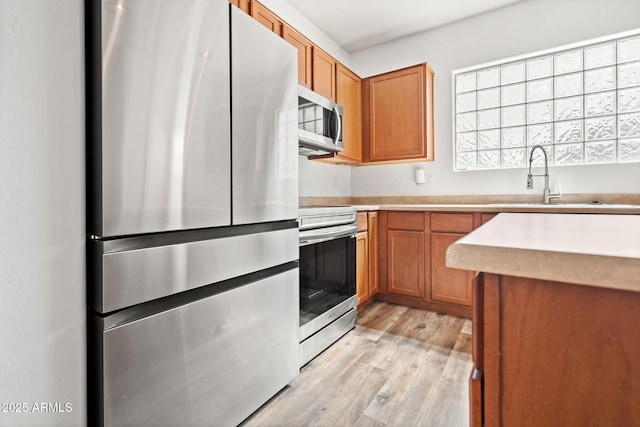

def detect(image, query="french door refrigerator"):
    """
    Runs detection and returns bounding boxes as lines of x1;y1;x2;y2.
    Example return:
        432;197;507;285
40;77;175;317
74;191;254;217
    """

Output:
85;1;299;426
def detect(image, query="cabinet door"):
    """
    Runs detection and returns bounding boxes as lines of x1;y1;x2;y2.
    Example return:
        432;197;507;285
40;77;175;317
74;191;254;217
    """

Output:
363;63;434;163
250;1;282;36
356;231;369;310
482;274;640;426
312;47;336;101
229;0;250;14
431;232;473;306
356;212;368;232
368;212;379;297
283;24;312;88
387;230;426;298
335;63;362;163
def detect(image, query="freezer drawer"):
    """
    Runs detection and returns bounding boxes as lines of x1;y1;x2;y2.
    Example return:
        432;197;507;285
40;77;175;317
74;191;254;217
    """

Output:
95;268;299;427
90;226;298;313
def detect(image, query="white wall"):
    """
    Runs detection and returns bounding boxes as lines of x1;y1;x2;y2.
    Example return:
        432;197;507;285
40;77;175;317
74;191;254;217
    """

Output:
349;0;640;197
0;1;86;426
298;157;352;197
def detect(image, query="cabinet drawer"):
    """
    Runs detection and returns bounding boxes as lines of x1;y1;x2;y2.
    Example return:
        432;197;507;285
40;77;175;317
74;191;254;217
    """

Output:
357;212;368;232
431;213;474;233
388;212;425;231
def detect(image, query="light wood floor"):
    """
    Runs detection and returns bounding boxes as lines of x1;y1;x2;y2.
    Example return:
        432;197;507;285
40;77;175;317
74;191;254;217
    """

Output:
242;301;473;427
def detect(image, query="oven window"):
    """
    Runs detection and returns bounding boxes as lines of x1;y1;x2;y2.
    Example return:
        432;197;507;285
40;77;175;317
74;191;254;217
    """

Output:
299;236;356;327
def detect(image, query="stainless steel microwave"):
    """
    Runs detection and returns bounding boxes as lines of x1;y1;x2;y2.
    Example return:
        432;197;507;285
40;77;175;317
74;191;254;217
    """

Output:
298;85;344;156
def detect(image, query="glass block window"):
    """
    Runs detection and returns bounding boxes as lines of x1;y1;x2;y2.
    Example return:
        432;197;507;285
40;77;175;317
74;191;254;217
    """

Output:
453;30;640;171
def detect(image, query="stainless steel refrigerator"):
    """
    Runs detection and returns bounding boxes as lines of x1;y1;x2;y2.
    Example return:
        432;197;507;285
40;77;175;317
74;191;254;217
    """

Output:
85;1;299;426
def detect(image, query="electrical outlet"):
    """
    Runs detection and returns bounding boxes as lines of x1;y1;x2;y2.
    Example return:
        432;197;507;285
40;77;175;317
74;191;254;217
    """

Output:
425;173;434;186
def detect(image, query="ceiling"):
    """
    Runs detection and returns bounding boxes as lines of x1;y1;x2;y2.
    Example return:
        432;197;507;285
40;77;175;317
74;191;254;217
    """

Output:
283;0;525;53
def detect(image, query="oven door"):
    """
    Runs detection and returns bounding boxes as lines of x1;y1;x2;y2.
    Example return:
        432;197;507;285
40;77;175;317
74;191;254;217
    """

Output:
298;224;357;341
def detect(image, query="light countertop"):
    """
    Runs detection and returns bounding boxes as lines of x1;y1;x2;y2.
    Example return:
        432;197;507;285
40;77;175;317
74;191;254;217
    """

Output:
354;203;640;214
446;212;640;293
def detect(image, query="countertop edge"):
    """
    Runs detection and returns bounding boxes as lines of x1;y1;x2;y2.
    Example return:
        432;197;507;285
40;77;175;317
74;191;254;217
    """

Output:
446;213;640;293
369;204;640;214
449;244;640;293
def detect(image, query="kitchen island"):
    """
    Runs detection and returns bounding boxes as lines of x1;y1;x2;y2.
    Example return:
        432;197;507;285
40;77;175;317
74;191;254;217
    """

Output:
446;213;640;427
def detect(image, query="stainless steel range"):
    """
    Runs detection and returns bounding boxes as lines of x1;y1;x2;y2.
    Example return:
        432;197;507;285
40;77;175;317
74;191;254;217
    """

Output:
298;206;358;366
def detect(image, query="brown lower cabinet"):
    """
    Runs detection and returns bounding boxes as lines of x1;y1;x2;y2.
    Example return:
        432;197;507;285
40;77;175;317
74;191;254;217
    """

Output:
368;212;379;296
431;232;473;307
356;212;379;311
356;231;369;310
377;211;480;318
471;272;640;426
386;228;428;298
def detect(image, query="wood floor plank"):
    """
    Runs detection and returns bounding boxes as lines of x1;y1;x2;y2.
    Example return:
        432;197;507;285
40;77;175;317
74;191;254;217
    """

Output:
362;345;450;426
362;310;466;426
461;318;472;335
414;332;473;426
242;302;472;427
353;414;388;427
247;335;374;425
298;362;387;427
352;303;410;342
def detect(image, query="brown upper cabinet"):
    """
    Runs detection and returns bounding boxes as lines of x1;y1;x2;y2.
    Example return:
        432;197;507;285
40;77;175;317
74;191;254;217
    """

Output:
362;63;434;163
335;64;362;163
243;1;362;165
282;24;313;89
315;63;362;164
250;1;282;36
312;48;337;101
229;0;251;14
243;2;437;166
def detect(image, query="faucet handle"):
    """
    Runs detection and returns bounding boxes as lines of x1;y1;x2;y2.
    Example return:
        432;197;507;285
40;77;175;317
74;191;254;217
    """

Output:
550;183;562;199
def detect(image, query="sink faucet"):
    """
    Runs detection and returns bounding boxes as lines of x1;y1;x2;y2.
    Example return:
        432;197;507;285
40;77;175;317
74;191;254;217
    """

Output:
527;145;561;204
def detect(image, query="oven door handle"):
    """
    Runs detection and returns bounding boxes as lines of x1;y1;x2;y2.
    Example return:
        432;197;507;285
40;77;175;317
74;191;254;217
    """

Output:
299;224;358;246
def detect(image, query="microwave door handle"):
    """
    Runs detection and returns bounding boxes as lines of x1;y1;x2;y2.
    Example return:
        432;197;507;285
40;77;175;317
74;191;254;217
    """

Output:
332;106;342;145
